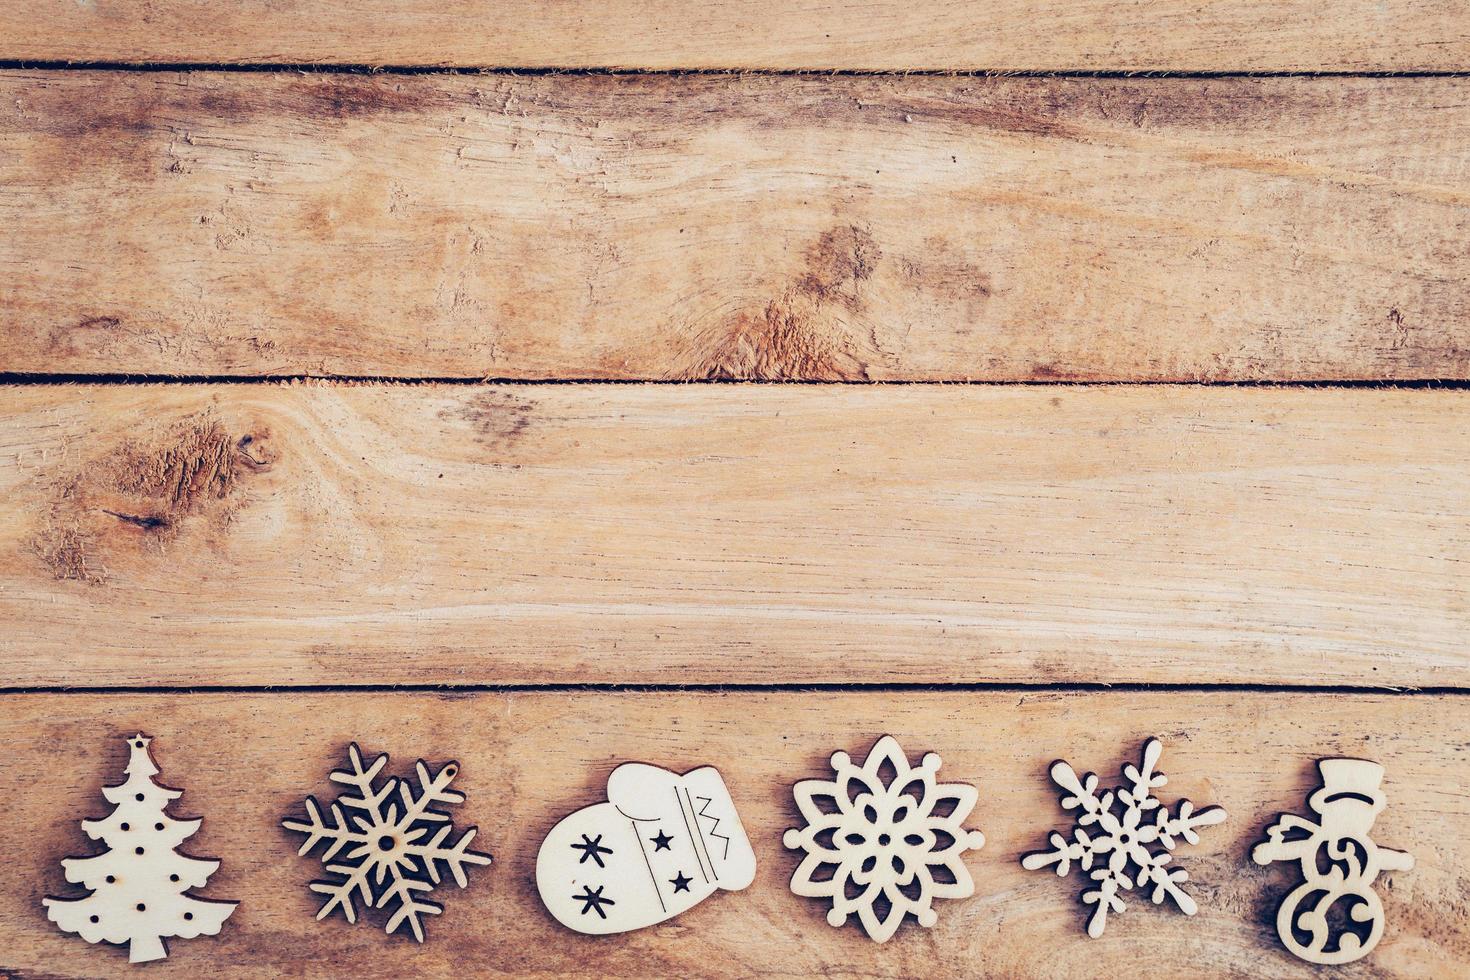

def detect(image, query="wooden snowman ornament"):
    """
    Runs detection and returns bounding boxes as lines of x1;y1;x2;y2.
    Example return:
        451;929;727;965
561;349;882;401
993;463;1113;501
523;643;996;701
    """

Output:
1253;758;1413;965
43;734;237;963
536;763;756;933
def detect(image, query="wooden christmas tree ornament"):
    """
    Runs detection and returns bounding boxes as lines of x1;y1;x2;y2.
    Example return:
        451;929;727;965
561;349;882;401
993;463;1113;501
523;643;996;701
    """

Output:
782;735;986;943
536;762;756;934
282;743;491;942
43;734;237;964
1252;758;1414;965
1021;737;1226;938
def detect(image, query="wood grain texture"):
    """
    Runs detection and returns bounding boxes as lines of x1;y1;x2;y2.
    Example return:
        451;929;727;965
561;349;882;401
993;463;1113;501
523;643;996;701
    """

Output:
2;0;1469;70
1;383;1466;688
4;71;1469;381
1;691;1463;977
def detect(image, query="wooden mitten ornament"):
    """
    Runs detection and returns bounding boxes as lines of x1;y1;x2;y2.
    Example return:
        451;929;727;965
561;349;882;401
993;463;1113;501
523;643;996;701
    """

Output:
782;735;986;943
283;744;491;942
43;734;237;963
536;763;756;934
1252;758;1414;965
1021;737;1226;938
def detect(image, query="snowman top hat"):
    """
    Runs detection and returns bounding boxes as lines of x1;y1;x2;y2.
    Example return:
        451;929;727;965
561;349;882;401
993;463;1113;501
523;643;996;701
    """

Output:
1309;758;1386;816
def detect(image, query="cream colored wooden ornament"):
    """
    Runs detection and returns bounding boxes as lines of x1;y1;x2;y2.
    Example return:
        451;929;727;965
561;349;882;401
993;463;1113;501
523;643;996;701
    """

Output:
536;763;756;934
1252;758;1414;965
1021;737;1226;938
782;735;986;943
42;734;237;963
283;744;491;942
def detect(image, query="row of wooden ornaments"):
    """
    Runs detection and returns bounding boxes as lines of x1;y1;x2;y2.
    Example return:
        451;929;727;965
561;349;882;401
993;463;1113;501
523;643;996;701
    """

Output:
44;733;1408;966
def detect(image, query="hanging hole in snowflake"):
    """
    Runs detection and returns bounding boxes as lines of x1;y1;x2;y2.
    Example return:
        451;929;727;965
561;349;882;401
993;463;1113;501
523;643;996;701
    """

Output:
876;757;899;786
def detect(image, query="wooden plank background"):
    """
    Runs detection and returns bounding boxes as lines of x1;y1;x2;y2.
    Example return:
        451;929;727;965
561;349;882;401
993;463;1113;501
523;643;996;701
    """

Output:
3;2;1468;976
4;71;1468;381
2;384;1466;688
2;691;1464;979
3;0;1469;71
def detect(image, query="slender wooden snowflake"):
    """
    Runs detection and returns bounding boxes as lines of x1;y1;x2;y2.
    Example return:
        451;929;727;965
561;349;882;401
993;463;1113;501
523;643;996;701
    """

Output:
782;735;986;942
283;744;491;942
1021;737;1226;938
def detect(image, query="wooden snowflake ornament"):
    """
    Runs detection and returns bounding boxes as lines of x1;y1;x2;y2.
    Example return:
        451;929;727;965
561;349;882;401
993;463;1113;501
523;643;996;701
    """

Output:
535;762;756;934
782;735;986;943
1021;737;1226;938
283;744;491;942
43;734;237;963
1252;758;1414;965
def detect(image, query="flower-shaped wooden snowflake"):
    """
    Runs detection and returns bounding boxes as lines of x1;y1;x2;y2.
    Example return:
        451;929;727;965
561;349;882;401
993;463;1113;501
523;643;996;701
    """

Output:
782;735;986;942
1021;737;1226;938
283;744;491;942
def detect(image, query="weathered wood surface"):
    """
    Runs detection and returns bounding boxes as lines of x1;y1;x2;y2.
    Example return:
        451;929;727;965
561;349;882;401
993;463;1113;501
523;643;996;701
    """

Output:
2;691;1462;977
3;0;1469;71
1;383;1466;688
4;71;1469;382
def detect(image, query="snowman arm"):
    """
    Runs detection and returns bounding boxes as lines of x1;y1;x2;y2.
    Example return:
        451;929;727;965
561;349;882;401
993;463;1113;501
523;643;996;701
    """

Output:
1251;814;1320;865
1377;846;1414;872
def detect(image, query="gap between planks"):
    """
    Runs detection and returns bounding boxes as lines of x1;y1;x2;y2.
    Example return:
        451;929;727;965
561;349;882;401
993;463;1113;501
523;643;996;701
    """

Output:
7;62;1470;78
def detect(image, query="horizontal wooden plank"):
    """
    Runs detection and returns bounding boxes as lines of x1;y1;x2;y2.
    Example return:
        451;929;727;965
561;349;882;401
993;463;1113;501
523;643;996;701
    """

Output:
3;1;1469;70
1;384;1466;688
3;71;1468;381
1;690;1463;977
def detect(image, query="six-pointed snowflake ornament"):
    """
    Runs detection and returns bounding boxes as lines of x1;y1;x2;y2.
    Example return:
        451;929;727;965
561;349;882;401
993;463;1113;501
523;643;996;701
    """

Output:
1021;737;1226;938
283;744;491;942
782;735;986;942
